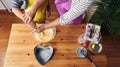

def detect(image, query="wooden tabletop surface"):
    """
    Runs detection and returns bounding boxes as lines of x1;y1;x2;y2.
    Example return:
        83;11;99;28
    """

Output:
4;24;107;67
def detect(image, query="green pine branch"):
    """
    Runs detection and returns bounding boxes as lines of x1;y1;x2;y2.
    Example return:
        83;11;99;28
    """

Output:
90;0;120;38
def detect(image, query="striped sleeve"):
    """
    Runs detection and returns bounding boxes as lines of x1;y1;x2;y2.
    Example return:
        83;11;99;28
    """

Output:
60;0;93;25
12;0;23;8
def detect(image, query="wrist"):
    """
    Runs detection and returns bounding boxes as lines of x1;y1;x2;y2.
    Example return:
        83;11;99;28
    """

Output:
30;6;37;12
29;7;37;15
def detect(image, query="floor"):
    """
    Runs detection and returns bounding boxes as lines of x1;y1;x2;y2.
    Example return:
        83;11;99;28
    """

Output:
0;1;120;67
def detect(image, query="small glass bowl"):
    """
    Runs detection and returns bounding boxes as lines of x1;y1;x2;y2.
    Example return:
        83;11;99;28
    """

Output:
89;42;102;54
78;34;87;44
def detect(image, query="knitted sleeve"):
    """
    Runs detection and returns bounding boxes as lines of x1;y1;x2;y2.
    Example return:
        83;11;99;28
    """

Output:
60;0;93;25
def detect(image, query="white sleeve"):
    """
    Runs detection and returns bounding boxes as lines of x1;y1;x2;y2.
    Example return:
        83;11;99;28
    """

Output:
60;0;93;25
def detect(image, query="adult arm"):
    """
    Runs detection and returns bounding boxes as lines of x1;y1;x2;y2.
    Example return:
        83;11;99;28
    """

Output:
34;0;93;33
34;18;60;33
59;0;93;25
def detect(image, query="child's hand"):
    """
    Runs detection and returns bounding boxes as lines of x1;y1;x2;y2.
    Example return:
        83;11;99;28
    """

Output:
21;9;36;25
29;21;37;29
24;21;37;30
33;25;45;33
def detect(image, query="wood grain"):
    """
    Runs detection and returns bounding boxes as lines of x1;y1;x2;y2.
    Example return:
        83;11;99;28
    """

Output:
4;24;107;67
1;0;120;67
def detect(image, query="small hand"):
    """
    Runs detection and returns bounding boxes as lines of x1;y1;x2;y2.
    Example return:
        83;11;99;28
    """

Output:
21;9;36;25
29;21;37;29
21;13;32;25
24;20;37;30
33;25;45;33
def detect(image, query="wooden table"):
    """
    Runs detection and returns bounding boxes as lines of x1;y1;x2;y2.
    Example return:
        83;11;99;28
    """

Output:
4;24;107;67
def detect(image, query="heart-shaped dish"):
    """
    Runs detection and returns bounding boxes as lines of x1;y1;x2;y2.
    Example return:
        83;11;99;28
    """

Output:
34;46;53;65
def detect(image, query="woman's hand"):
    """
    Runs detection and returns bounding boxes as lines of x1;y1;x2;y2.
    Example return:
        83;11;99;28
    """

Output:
33;18;60;33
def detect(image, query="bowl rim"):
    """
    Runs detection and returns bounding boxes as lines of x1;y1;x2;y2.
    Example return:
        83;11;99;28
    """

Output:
34;45;53;65
89;42;102;54
32;27;56;42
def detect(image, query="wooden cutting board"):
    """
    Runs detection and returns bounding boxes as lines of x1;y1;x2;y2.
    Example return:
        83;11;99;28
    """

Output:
4;24;107;67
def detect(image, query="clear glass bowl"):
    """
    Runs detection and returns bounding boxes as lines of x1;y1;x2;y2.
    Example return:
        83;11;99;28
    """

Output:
33;27;56;42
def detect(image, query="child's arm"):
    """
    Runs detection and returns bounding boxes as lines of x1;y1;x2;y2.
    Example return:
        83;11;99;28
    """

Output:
12;7;24;20
12;0;37;29
12;7;37;29
23;0;46;24
11;0;24;19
